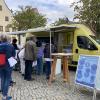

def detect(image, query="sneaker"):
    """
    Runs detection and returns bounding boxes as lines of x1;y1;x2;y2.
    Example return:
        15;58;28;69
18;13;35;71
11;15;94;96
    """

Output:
2;99;6;100
25;78;35;81
11;81;16;84
6;96;12;100
9;81;16;86
46;76;50;80
22;74;25;76
2;98;6;100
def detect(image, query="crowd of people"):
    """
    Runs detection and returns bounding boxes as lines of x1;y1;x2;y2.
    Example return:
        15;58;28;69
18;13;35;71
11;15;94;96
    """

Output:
0;33;56;100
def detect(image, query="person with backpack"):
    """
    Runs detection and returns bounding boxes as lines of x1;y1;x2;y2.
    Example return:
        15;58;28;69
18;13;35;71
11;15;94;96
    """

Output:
0;39;1;92
0;34;15;100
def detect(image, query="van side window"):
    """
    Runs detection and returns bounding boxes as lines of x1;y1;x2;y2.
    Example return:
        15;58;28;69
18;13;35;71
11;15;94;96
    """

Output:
77;36;97;50
77;36;87;49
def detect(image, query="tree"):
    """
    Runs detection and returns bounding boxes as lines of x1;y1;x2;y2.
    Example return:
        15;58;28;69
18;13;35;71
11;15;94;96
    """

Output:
52;17;69;26
10;6;47;30
71;0;100;36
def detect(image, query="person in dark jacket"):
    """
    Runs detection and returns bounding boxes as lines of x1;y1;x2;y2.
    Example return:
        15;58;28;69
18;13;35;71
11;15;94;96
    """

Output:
36;41;44;75
44;43;56;79
0;34;15;100
12;38;20;71
12;38;19;50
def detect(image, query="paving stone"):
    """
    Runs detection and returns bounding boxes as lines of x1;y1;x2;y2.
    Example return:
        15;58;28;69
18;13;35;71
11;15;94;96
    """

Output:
0;71;100;100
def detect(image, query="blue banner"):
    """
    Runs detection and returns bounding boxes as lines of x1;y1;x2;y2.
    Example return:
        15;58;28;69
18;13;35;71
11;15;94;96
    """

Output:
95;60;100;90
75;55;99;88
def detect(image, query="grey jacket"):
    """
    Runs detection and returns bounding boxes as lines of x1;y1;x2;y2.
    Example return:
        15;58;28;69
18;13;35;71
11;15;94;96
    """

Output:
24;40;37;61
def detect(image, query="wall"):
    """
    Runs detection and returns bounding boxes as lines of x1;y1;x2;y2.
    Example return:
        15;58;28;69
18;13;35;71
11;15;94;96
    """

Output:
0;0;13;32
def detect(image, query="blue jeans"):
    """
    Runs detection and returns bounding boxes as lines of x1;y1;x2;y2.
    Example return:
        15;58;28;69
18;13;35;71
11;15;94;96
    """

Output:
10;68;13;84
46;61;51;78
0;67;12;96
37;57;43;75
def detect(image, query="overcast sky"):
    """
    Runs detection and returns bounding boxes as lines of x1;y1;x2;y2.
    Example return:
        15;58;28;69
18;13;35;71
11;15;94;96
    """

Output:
5;0;77;24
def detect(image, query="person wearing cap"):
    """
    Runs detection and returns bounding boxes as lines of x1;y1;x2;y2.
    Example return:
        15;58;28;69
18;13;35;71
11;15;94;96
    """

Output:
24;34;37;81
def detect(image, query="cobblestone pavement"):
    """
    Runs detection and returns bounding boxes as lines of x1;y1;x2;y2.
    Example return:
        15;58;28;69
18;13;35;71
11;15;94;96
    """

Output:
0;71;100;100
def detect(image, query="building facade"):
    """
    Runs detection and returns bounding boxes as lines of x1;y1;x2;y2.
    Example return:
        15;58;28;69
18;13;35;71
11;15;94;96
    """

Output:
0;0;13;32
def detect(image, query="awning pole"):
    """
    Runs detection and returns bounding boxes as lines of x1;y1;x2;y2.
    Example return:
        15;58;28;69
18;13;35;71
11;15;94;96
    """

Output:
50;30;52;56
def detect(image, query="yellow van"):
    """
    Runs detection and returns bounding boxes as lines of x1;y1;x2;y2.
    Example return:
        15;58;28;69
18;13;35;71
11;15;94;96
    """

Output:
50;24;100;66
7;24;100;67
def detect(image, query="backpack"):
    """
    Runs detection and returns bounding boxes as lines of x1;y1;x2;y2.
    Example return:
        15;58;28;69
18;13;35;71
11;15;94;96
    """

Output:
0;53;6;68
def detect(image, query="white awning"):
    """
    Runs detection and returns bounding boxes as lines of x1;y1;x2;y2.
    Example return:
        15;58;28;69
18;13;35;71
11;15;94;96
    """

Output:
0;24;77;35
